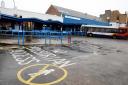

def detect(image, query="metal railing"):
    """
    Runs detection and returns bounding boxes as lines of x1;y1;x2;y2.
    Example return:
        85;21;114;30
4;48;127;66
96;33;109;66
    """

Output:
0;30;71;46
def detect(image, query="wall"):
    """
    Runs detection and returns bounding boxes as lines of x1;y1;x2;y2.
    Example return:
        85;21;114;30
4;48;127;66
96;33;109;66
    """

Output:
119;14;127;23
110;22;126;27
46;5;61;16
100;10;128;27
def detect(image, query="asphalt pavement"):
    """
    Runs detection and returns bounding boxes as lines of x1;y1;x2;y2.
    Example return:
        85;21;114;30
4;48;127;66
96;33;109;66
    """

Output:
0;37;128;85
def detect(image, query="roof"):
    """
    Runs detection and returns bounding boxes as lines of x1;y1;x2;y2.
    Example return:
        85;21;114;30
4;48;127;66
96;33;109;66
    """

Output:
0;7;63;22
0;13;62;25
63;15;108;26
52;5;102;21
0;13;21;21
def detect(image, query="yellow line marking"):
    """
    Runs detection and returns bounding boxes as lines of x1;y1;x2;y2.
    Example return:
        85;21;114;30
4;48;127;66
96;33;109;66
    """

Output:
17;64;68;85
27;64;49;83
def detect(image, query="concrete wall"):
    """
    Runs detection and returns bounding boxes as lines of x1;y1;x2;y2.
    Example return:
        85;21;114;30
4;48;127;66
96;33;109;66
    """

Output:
110;22;126;27
0;7;63;22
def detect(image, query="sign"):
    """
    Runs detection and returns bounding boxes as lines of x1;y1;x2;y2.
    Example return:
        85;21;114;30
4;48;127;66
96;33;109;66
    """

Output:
17;64;68;85
65;15;81;20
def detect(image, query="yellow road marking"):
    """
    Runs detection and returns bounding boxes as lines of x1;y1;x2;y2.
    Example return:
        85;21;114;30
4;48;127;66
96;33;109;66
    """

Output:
27;64;49;83
17;64;68;85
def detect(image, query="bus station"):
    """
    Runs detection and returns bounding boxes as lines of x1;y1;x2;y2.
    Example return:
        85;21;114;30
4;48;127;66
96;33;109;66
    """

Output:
0;1;128;85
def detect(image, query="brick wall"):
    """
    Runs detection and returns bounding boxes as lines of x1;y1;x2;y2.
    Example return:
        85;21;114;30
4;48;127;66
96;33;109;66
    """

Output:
100;10;128;24
46;5;61;16
119;14;127;23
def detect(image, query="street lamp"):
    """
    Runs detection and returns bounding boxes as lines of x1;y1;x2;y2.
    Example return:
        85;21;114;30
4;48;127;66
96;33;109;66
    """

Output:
106;17;110;26
125;11;128;26
116;20;120;27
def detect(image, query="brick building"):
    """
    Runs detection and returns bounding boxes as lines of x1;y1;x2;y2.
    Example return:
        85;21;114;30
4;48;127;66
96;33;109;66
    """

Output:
46;5;103;21
46;5;108;32
100;10;128;27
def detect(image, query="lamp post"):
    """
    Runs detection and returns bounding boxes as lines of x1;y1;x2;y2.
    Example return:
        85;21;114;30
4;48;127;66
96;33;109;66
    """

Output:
126;11;128;26
106;17;110;26
116;20;120;27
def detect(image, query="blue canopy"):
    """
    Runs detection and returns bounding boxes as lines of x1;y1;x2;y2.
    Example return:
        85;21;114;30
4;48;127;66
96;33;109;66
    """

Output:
0;13;62;25
0;13;21;21
63;15;109;26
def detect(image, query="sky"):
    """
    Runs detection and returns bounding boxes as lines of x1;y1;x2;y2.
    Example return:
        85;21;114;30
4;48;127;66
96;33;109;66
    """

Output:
0;0;128;17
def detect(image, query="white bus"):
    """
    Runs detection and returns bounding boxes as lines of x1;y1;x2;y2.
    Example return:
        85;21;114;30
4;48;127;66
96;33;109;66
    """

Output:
81;25;128;39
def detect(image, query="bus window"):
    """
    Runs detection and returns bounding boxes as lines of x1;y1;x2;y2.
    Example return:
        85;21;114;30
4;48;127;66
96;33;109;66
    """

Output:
105;29;111;33
89;28;93;32
119;29;127;33
109;29;118;33
95;28;99;32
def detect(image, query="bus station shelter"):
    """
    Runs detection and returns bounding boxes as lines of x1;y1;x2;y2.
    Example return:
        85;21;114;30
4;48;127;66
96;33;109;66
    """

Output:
0;14;70;45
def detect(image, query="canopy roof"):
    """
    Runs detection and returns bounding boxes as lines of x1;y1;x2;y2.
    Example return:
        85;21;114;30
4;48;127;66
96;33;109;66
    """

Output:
0;13;62;25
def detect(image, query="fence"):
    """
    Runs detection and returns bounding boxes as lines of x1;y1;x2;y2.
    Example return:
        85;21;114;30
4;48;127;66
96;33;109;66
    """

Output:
0;30;71;46
71;31;86;36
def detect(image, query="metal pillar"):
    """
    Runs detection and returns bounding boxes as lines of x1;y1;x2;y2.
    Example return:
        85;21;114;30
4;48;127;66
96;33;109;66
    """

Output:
22;30;24;46
61;27;63;45
49;32;51;45
18;31;20;46
45;32;47;45
18;23;21;46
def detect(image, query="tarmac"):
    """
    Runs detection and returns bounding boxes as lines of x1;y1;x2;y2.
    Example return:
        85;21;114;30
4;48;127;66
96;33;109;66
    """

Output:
0;38;69;45
0;37;128;85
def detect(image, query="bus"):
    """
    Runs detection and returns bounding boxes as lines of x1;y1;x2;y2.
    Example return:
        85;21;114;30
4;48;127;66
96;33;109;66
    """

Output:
81;25;128;39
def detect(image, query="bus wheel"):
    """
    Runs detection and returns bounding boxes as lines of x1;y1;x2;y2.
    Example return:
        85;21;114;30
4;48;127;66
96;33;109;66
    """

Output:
88;33;93;37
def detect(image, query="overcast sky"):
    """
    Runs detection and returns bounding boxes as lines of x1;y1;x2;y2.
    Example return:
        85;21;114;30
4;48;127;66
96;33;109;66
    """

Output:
0;0;128;17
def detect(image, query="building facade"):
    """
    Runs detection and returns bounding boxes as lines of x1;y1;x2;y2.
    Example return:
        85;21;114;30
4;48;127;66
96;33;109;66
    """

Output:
100;10;128;27
46;5;108;26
